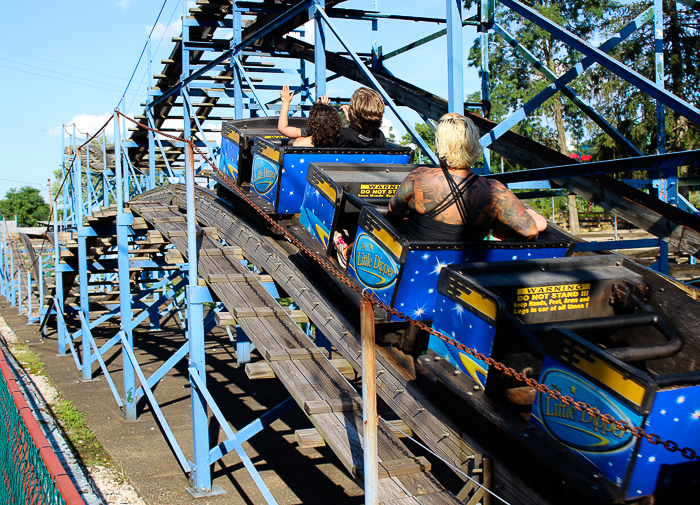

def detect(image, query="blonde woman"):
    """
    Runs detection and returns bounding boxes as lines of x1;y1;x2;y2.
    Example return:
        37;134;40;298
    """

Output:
388;113;546;241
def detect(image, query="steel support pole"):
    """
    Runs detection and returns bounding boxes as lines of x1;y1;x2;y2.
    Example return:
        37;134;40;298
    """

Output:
479;0;491;174
371;0;380;69
39;255;45;329
233;1;243;119
103;134;109;206
183;4;213;493
115;113;136;420
52;201;66;355
313;0;326;99
9;248;14;307
446;0;464;115
17;261;22;316
85;134;93;216
148;38;156;191
185;142;214;495
26;270;32;323
1;219;5;298
361;300;378;505
62;128;69;229
75;149;92;381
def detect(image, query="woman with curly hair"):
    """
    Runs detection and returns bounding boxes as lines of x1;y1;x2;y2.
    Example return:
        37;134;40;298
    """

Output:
277;84;342;147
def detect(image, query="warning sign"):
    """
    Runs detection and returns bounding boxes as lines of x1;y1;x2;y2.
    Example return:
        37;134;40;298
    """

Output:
512;283;591;316
359;184;400;198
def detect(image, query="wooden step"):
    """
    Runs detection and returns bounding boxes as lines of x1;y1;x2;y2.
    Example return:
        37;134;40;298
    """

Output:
295;420;411;449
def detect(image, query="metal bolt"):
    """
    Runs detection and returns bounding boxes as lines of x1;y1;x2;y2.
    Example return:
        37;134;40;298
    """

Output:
434;355;441;361
454;368;461;375
473;385;481;391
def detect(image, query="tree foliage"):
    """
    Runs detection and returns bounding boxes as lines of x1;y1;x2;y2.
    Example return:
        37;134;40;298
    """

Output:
465;0;700;173
467;0;619;158
0;187;50;227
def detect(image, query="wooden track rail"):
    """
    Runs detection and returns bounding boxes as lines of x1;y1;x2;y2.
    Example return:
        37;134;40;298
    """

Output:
129;198;462;505
132;184;564;505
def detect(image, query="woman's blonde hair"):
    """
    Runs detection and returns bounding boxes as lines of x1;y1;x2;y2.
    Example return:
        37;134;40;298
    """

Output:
435;112;483;168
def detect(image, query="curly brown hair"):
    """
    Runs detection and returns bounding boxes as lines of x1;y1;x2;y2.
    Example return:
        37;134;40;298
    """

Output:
306;103;342;147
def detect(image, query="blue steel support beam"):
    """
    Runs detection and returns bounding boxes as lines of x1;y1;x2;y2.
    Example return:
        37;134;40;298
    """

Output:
52;201;67;355
446;0;464;115
482;6;654;148
233;60;270;116
652;0;678;206
115;113;137;421
313;0;326;99
188;367;277;503
102;134;109;206
316;8;439;163
184;140;219;496
74;149;94;381
148;38;156;192
371;0;380;68
492;22;643;158
233;2;243;119
497;0;700;124
479;0;491;174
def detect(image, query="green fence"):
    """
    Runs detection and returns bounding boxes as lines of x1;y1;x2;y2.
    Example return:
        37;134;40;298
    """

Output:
0;348;76;505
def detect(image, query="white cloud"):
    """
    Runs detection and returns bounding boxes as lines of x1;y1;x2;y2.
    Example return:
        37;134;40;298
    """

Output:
48;112;137;139
147;19;181;40
118;0;137;9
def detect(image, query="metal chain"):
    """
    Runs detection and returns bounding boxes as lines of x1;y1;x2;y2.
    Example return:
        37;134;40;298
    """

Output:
118;112;699;461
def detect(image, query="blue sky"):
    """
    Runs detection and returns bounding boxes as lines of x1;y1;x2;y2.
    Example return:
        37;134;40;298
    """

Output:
0;0;481;203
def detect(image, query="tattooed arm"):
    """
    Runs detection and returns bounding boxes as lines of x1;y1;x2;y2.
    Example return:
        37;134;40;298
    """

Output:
388;169;418;215
471;179;538;240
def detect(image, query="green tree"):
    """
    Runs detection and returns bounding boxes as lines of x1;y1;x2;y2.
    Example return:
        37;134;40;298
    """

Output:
466;0;621;160
400;122;436;161
0;187;50;227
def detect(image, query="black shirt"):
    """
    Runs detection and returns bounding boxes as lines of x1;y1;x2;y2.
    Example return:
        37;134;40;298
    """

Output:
334;126;388;148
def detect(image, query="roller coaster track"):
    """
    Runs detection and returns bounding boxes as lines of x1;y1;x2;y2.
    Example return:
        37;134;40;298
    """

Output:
123;0;700;259
129;184;617;505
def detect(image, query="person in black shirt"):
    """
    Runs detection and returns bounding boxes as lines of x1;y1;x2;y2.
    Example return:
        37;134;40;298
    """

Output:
337;87;388;148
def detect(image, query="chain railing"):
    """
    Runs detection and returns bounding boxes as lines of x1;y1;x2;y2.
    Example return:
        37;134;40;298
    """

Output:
117;111;699;461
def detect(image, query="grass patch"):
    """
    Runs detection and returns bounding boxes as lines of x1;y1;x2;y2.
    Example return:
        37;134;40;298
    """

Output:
13;343;45;376
54;399;111;468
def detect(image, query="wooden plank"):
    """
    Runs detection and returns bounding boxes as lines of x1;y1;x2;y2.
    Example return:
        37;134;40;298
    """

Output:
166;230;187;238
329;358;354;376
265;348;328;361
205;272;255;283
355;456;431;479
153;216;186;223
295;428;325;448
304;398;361;415
215;311;236;326
295;420;410;450
199;248;226;256
233;306;285;318
245;362;275;380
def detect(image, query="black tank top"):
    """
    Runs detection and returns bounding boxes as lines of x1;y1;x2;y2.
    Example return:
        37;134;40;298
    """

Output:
400;168;485;242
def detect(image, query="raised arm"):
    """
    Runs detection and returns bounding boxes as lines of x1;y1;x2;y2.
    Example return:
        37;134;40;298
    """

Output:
278;84;303;138
482;180;539;240
389;171;417;215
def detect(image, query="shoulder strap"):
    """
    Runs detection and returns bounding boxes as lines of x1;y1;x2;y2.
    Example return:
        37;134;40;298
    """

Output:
425;167;478;224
